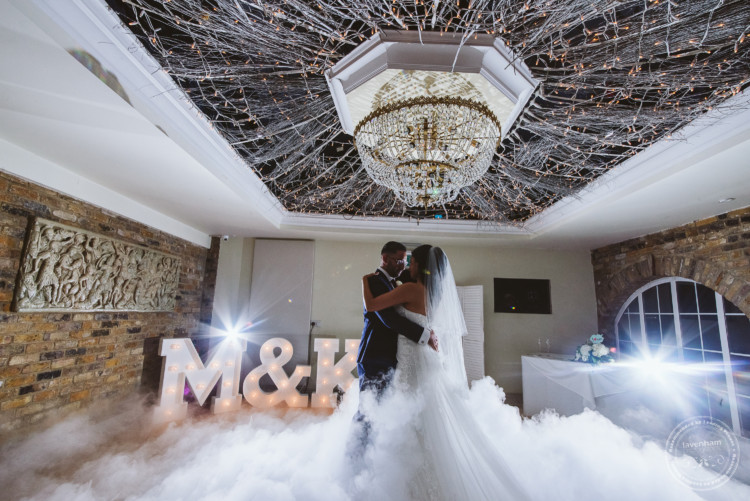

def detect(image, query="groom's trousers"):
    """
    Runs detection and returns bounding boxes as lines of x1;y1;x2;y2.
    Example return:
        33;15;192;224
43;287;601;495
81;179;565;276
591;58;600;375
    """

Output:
346;361;394;458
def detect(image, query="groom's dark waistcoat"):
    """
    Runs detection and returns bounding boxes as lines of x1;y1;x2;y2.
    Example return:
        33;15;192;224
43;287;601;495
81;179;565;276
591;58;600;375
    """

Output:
358;270;424;369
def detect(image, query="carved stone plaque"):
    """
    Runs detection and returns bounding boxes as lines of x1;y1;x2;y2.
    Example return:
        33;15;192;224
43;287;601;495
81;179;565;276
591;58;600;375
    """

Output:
14;218;181;312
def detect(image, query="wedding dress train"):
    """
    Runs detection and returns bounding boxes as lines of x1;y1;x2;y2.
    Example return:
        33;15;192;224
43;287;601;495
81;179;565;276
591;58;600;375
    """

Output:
390;306;531;501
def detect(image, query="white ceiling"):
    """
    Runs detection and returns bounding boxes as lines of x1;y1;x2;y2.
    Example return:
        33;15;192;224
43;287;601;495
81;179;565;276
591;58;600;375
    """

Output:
1;0;748;250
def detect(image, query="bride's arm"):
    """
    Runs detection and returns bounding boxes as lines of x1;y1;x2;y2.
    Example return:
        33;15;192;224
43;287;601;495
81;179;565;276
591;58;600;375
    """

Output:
363;275;436;350
362;275;418;312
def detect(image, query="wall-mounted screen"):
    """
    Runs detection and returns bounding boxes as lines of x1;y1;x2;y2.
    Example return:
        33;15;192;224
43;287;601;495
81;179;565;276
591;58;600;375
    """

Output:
494;278;551;314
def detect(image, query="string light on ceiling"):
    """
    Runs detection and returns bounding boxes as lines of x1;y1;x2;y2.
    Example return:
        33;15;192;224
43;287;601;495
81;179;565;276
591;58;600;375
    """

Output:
108;0;750;224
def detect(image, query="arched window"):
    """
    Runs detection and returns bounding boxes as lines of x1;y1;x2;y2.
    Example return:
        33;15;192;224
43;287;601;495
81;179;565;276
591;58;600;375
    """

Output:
615;278;750;438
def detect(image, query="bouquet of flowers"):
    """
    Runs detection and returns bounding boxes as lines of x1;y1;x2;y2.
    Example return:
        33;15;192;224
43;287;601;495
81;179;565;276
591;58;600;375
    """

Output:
574;334;614;364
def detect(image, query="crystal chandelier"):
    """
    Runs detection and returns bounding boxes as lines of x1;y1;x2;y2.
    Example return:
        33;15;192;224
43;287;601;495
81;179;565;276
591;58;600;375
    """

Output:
353;72;501;208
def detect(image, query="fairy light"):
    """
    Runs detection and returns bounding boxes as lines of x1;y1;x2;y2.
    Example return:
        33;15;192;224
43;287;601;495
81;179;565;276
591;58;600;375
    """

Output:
111;1;750;224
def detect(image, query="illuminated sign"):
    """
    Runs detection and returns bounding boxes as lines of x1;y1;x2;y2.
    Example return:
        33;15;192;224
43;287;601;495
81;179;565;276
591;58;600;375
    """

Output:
154;337;359;422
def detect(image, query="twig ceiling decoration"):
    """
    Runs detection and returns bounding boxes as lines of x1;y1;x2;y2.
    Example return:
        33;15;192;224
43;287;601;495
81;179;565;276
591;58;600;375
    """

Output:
109;0;749;223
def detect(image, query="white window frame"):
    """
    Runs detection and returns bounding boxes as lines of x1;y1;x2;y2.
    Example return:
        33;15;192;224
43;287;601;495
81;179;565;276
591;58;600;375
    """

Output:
614;277;745;437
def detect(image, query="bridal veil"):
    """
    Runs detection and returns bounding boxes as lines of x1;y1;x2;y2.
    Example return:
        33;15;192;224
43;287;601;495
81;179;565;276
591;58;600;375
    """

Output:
419;247;531;501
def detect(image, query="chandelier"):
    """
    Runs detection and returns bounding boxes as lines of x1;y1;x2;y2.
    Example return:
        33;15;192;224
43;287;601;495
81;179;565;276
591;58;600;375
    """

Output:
353;72;501;208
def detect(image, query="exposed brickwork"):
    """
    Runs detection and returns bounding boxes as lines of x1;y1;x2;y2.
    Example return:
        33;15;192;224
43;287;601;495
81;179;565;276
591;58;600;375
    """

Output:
0;171;215;435
591;206;750;337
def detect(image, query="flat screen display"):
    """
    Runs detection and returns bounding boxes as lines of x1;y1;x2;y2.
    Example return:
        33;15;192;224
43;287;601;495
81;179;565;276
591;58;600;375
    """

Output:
493;278;551;314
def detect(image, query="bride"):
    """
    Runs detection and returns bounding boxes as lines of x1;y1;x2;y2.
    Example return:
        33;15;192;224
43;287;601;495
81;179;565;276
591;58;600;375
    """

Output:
361;245;531;501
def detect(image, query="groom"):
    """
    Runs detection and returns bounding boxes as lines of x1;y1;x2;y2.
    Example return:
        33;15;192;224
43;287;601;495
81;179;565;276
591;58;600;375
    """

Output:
349;241;437;455
356;241;432;398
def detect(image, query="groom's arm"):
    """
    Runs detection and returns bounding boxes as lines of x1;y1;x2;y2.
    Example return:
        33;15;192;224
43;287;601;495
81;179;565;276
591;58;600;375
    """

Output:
367;275;429;346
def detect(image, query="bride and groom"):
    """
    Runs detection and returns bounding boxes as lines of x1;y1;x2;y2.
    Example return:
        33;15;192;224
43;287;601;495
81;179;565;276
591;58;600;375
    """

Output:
353;241;530;501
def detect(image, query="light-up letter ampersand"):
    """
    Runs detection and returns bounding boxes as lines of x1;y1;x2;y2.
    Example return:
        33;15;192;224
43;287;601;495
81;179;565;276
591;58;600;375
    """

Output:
154;337;247;423
312;338;359;408
243;338;310;409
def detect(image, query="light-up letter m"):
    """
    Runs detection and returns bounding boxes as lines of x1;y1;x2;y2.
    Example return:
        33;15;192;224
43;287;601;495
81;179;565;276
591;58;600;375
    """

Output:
154;337;246;423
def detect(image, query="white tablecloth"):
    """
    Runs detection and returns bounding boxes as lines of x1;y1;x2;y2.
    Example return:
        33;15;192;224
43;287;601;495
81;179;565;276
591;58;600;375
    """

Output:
522;354;641;417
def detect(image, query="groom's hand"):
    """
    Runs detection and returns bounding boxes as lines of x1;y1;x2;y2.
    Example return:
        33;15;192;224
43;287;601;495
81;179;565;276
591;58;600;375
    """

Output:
428;330;439;352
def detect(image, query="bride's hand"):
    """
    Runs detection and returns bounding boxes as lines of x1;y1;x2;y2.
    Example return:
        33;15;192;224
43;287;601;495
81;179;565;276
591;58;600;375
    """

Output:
362;273;376;280
428;330;439;352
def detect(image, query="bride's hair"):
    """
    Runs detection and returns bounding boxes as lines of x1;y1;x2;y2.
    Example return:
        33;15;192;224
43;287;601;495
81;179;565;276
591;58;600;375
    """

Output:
411;244;448;309
410;244;432;284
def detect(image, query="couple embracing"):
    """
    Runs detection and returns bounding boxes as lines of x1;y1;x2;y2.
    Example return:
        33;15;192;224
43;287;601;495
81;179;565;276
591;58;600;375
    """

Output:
352;241;530;501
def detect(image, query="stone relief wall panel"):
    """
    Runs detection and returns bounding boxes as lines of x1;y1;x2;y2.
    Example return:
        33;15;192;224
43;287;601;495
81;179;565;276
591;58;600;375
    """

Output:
14;218;181;312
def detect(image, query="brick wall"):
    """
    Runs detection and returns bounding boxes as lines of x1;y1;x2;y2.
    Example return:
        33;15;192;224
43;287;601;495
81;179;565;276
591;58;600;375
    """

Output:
0;171;216;435
591;206;750;337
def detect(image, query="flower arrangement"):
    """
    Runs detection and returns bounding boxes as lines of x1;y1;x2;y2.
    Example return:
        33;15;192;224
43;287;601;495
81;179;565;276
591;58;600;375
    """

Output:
574;334;614;364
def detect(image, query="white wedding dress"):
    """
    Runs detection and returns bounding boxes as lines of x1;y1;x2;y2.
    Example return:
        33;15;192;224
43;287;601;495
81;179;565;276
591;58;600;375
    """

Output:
391;305;531;501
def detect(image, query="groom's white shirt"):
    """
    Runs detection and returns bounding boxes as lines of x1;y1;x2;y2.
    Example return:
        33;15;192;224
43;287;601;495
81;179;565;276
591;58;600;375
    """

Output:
376;267;430;345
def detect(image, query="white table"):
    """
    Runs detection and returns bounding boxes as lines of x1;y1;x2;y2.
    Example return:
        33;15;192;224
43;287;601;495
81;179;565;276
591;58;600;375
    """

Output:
522;354;641;417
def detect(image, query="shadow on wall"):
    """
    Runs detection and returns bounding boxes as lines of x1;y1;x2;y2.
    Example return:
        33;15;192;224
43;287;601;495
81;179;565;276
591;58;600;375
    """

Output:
139;337;163;397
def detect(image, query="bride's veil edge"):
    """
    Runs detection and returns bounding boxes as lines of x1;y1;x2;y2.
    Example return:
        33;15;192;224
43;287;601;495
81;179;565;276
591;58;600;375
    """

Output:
425;247;469;386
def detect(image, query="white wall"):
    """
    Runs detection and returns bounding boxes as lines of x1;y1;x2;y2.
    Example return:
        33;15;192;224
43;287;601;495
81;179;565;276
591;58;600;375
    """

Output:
211;238;254;331
439;244;598;393
309;240;598;394
214;238;599;394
